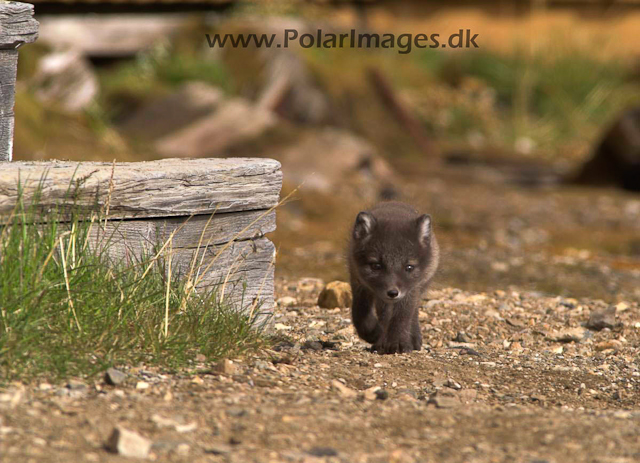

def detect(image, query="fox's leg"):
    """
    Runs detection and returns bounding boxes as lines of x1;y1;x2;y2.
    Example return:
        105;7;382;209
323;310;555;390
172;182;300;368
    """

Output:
411;307;423;351
375;297;415;354
351;283;382;344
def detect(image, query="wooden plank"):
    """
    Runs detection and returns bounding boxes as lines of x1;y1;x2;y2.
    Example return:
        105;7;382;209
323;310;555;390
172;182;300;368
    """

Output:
0;2;39;49
104;235;276;315
0;2;37;162
91;209;276;250
0;50;18;115
0;114;14;163
0;158;283;221
185;238;276;317
0;44;18;162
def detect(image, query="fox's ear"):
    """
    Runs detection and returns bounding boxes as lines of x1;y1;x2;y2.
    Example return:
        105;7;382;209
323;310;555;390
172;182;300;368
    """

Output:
353;212;375;241
417;214;432;246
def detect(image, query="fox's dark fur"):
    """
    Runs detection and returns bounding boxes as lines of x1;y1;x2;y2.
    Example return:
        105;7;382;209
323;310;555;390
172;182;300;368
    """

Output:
348;202;439;354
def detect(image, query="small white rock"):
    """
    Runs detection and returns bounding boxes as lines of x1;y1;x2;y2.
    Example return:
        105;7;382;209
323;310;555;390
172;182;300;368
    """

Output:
274;323;292;331
615;302;630;313
105;426;152;459
277;296;298;307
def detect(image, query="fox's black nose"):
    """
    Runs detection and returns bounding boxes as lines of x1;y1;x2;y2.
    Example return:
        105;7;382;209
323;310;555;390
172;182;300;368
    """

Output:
387;289;399;299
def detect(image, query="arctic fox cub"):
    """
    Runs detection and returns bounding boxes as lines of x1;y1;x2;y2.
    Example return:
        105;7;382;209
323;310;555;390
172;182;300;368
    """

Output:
348;202;439;354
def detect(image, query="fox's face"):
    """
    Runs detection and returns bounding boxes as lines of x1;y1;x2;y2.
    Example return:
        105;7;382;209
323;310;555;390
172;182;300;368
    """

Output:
351;211;436;302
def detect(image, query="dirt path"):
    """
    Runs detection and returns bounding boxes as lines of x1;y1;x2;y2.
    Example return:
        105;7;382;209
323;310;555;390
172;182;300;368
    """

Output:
1;281;639;463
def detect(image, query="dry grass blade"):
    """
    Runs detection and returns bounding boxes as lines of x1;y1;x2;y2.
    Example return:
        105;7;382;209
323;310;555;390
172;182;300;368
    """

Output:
191;187;298;291
58;236;82;333
164;239;173;339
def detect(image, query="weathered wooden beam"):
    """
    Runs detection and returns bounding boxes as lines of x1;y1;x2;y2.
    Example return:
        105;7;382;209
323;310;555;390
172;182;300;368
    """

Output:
0;158;283;221
93;209;276;250
105;236;276;315
0;2;39;162
0;158;282;318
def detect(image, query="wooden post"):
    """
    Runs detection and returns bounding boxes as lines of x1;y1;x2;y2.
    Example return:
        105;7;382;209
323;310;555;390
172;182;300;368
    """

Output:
0;2;38;162
0;158;283;322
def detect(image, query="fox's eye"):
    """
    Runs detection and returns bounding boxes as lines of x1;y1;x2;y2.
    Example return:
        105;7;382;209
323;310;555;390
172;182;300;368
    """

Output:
370;263;382;271
405;265;415;272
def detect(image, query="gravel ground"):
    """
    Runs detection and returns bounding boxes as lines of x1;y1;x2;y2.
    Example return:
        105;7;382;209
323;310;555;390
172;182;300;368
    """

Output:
2;279;640;463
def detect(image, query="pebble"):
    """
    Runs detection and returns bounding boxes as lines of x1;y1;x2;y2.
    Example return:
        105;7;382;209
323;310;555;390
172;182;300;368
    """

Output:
205;444;232;455
66;380;87;391
458;347;482;357
445;379;462;390
317;281;352;309
274;323;293;331
151;414;198;433
226;407;247;418
615;302;630;313
331;379;357;398
546;327;587;343
277;296;298;307
105;426;152;459
136;381;149;390
586;307;616;331
297;278;324;294
215;359;237;375
363;386;380;401
428;391;459;408
104;368;127;386
32;437;46;446
307;447;339;457
595;340;622;352
303;340;323;351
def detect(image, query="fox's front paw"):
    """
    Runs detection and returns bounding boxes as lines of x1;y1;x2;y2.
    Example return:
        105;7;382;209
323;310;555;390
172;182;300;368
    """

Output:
411;330;423;351
373;336;414;354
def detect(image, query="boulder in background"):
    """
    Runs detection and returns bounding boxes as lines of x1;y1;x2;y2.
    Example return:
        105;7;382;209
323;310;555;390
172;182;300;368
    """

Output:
33;51;98;112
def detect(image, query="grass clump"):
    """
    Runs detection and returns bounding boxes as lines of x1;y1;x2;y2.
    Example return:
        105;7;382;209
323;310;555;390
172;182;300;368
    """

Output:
0;185;266;382
414;48;640;159
97;38;232;125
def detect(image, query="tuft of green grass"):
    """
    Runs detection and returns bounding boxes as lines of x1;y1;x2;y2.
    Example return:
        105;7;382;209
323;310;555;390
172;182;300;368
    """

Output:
0;183;267;382
97;41;232;124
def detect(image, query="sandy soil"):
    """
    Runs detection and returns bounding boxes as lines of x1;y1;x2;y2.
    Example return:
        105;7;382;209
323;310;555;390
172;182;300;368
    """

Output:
1;280;639;463
2;159;640;463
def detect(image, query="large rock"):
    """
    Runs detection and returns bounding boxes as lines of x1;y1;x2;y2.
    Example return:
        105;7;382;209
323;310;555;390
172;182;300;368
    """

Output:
33;51;98;112
120;82;225;141
220;17;331;125
155;98;277;158
573;106;640;191
279;128;397;200
256;48;330;124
